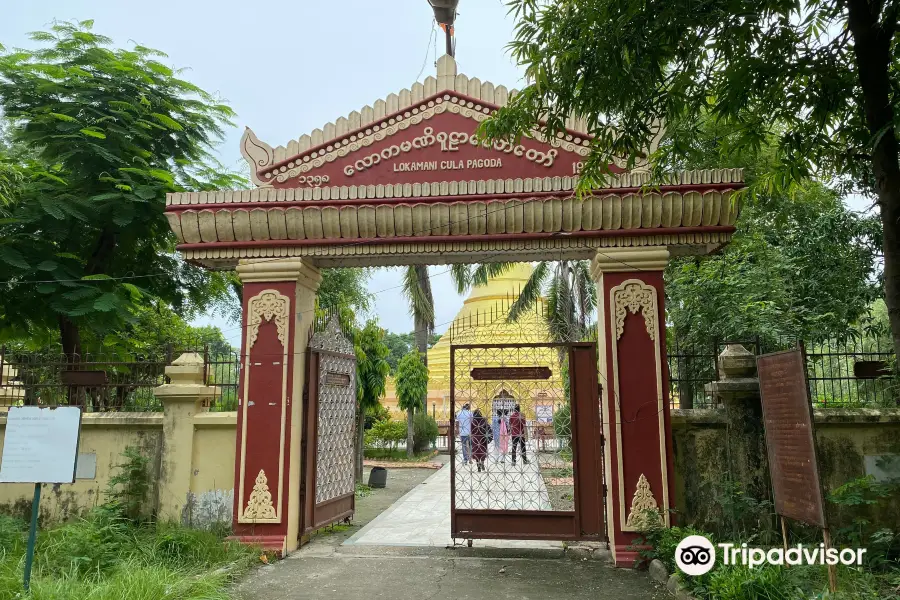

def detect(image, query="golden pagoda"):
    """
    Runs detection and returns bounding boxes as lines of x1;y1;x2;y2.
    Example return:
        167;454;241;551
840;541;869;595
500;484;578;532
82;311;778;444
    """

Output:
382;263;561;419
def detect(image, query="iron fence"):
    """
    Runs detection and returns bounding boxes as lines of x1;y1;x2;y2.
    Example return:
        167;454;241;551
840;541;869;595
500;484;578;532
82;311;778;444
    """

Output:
0;345;240;412
666;336;899;409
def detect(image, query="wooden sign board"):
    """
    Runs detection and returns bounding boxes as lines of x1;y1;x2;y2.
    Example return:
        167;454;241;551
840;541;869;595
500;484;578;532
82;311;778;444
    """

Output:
757;349;826;528
470;366;552;381
0;406;82;484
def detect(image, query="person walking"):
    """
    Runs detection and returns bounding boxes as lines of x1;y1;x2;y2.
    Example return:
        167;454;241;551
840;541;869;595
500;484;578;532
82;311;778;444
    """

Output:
471;409;490;472
509;404;528;465
456;403;473;465
498;410;510;463
491;409;502;457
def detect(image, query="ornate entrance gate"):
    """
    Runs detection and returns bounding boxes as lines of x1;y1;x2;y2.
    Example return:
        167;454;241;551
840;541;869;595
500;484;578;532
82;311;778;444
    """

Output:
299;318;357;535
450;342;605;541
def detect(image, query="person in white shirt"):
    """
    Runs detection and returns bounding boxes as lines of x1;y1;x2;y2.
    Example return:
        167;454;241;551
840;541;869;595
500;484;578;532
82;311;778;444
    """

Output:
456;403;473;465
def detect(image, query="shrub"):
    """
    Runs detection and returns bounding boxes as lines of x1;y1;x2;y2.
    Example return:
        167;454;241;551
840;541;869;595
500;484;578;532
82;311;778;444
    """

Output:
413;412;438;452
0;515;25;554
553;403;571;447
365;419;406;450
705;565;796;600
105;446;151;521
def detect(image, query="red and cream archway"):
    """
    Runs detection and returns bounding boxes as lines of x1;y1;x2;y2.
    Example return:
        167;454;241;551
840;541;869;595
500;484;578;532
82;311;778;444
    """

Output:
165;53;743;565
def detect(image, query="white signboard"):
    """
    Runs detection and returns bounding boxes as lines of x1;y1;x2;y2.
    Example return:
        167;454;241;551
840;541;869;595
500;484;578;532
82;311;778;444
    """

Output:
0;407;81;484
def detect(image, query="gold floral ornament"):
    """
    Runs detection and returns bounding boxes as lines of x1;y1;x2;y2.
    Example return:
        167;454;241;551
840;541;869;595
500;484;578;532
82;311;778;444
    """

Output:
246;290;290;349
613;281;657;341
625;473;664;530
243;469;277;520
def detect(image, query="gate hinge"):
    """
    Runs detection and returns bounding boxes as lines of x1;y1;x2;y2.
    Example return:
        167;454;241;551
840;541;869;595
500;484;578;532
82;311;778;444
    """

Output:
600;434;605;445
598;383;603;395
602;483;608;496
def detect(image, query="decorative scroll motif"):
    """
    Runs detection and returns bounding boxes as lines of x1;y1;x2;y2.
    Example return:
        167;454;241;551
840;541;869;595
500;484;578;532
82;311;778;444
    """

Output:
246;290;290;349
315;351;357;505
343;126;558;177
243;470;277;520
309;317;355;355
240;128;274;187
613;281;657;341
624;473;663;530
260;95;588;184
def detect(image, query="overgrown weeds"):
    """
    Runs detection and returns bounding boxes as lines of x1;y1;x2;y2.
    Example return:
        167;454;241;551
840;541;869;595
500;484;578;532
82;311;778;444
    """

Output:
0;446;258;600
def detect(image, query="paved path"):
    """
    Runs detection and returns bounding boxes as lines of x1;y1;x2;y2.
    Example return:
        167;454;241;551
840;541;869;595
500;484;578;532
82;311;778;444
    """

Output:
455;441;553;511
236;461;665;600
345;459;560;548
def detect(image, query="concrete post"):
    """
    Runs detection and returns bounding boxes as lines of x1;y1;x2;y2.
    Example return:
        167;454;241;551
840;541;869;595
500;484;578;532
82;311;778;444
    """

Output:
704;344;771;502
154;353;218;522
0;364;25;405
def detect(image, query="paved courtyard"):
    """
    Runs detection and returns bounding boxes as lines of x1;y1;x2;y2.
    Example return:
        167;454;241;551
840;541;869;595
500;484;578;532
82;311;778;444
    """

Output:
236;461;665;600
344;456;559;548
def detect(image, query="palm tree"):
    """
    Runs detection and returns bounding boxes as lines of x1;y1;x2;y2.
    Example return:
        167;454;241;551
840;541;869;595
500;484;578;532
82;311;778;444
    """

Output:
454;261;597;345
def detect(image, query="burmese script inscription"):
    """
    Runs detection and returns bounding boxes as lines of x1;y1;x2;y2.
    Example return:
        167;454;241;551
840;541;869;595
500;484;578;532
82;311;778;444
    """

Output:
757;349;826;528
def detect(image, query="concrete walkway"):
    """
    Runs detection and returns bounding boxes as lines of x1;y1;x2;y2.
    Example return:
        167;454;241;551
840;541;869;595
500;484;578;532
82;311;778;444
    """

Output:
345;459;560;548
235;463;665;600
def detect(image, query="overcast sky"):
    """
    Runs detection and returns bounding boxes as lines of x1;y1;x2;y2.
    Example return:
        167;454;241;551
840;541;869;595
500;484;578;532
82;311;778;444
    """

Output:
2;0;529;345
3;2;876;347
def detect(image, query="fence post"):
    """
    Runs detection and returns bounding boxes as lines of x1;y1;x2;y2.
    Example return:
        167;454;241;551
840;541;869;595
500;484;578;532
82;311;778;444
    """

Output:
0;350;24;406
153;353;218;523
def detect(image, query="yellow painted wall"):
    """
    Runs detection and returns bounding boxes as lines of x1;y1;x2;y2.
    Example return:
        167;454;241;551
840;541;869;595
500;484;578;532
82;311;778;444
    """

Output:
0;410;238;526
0;413;163;523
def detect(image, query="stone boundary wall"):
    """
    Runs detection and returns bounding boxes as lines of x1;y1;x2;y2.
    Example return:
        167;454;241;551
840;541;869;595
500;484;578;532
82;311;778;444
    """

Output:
671;408;900;529
0;354;238;528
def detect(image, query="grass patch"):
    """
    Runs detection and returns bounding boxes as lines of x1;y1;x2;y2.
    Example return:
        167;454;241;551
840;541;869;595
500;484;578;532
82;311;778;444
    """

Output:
0;508;259;600
355;483;373;499
364;448;438;462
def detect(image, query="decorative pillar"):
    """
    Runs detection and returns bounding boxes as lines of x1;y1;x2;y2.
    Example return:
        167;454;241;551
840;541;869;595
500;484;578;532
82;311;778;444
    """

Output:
705;344;770;503
591;248;675;567
0;364;24;405
232;258;321;555
154;353;218;522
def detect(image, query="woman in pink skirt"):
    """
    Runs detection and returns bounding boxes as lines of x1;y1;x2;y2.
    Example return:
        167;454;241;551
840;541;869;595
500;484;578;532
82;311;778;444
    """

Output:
498;409;510;463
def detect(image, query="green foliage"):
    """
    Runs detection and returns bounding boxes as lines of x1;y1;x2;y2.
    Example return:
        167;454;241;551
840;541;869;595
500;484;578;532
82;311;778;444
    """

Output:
698;480;776;545
704;565;796;600
829;475;900;554
552;403;571;447
413;412;439;452
0;21;244;353
395;350;428;413
354;320;391;412
382;331;441;374
105;446;150;521
364;419;407;450
664;122;880;347
638;524;711;574
317;268;373;316
505;260;596;348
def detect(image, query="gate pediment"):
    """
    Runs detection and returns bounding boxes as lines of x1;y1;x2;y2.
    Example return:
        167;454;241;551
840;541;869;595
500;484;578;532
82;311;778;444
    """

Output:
243;93;601;188
239;55;635;189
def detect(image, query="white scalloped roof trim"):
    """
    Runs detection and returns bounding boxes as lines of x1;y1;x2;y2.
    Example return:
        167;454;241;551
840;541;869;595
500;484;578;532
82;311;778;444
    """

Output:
166;168;744;206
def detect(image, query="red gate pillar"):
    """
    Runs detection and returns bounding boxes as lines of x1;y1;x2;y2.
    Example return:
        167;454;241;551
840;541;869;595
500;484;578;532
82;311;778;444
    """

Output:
591;248;675;567
232;258;321;554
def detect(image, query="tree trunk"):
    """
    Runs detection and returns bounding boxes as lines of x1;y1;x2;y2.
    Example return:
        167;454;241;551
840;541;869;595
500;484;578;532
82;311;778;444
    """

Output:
407;407;415;458
847;0;900;358
412;264;433;453
355;407;366;482
58;315;82;361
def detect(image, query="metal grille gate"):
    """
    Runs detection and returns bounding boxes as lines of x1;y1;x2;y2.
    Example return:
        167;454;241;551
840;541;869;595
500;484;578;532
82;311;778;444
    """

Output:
299;318;357;535
450;342;605;541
